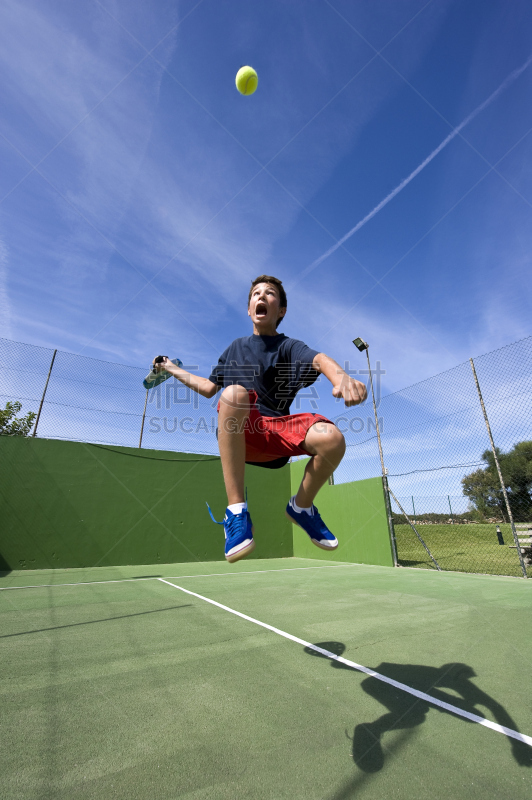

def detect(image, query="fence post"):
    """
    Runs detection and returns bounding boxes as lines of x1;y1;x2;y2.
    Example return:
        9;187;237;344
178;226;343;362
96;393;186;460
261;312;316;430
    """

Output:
469;358;527;578
448;495;455;523
358;342;398;567
139;388;149;448
32;349;57;438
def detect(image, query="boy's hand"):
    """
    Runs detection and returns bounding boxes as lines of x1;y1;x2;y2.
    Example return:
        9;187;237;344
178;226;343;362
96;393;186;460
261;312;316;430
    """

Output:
332;375;367;406
152;355;170;373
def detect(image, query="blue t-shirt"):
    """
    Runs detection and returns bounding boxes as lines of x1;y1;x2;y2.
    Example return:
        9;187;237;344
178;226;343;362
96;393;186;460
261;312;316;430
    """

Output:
209;334;320;417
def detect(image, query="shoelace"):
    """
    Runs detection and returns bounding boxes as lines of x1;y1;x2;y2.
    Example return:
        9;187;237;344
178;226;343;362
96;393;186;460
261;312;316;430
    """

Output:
206;503;224;525
206;490;248;526
206;503;249;542
225;512;247;538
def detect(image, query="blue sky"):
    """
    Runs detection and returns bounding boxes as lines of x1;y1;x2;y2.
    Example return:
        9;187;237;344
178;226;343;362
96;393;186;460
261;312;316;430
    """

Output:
1;0;531;417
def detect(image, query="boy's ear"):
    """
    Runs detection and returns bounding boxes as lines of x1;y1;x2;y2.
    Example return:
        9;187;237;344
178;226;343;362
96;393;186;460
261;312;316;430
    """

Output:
279;307;287;320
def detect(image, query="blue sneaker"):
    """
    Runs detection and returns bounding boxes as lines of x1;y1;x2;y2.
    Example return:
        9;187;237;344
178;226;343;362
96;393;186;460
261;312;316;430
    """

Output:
286;499;338;550
207;504;255;563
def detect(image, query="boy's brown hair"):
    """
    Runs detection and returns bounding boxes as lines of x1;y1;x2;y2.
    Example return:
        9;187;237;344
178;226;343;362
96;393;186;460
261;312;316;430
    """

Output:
248;275;287;327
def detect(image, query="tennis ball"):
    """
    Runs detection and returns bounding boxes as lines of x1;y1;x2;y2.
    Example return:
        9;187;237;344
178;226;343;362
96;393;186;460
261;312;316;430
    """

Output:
235;66;258;96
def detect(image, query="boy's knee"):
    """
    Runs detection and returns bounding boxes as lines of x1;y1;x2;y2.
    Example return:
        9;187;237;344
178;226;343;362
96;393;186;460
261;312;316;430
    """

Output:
220;384;250;412
310;422;345;454
328;425;346;454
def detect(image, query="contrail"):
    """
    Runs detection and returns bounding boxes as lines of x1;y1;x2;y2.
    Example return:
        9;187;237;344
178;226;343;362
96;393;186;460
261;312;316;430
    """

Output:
298;54;532;281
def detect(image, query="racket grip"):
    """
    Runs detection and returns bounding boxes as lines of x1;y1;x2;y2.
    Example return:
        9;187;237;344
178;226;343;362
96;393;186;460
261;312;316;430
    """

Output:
152;355;169;374
151;356;183;375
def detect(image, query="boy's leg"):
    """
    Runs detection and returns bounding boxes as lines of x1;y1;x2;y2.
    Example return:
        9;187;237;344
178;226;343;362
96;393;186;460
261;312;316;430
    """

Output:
217;384;251;505
215;384;255;563
286;421;345;550
295;422;345;507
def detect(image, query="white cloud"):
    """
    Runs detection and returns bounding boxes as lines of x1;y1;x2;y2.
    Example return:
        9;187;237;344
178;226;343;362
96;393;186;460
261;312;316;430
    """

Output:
286;281;460;392
0;0;457;367
41;0;456;347
2;0;528;419
0;1;142;146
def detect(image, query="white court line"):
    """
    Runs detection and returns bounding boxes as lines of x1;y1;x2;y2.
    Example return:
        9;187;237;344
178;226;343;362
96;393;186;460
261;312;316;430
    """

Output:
0;577;161;591
0;563;358;591
158;577;532;748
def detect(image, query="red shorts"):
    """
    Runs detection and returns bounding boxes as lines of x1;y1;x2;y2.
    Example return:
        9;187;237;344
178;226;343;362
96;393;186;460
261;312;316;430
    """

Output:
218;391;334;465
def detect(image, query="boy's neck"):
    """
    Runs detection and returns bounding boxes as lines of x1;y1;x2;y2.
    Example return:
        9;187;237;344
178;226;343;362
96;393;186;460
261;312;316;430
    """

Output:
252;323;280;336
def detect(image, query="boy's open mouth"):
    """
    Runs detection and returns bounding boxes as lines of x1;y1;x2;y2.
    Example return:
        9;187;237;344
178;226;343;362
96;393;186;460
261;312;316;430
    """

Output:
256;302;268;317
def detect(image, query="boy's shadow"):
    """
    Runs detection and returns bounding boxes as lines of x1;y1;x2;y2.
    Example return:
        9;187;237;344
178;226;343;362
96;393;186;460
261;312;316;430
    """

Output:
304;642;532;773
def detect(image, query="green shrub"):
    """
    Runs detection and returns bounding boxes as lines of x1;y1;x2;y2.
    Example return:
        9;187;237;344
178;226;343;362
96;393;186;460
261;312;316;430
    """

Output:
0;401;36;437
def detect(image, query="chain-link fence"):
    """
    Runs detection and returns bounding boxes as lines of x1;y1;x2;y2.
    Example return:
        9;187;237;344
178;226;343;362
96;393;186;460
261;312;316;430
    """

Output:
0;338;220;455
1;335;531;577
333;337;532;578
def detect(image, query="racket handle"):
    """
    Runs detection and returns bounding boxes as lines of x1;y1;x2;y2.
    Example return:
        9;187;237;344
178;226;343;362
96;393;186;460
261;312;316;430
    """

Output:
152;355;167;374
151;356;183;375
143;357;183;389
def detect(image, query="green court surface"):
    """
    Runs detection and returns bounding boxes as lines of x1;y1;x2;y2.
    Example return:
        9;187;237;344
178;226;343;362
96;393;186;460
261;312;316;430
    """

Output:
1;559;531;799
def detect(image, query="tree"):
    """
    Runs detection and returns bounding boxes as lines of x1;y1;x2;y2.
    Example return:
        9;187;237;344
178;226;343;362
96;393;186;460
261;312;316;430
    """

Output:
462;441;532;522
0;401;36;437
461;465;505;520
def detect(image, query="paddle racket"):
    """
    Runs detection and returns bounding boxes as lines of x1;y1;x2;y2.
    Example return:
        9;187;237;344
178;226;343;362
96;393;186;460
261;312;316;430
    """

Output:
143;356;183;390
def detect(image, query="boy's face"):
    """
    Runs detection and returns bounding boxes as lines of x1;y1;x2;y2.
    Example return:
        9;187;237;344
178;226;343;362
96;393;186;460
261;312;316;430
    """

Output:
248;282;286;333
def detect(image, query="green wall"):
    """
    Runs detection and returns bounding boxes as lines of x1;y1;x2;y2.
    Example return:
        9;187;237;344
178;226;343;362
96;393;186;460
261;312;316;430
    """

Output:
289;458;394;567
0;439;393;571
0;437;292;570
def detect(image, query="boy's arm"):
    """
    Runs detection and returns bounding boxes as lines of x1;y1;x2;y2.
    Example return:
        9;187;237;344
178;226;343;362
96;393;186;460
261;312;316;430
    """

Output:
312;352;367;407
153;357;219;399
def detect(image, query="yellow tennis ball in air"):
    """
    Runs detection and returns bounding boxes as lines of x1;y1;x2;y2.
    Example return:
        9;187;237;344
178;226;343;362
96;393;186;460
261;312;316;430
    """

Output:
235;66;258;96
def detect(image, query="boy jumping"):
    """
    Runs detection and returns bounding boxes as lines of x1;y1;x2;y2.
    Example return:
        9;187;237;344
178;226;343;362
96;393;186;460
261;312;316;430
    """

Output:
153;275;367;563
